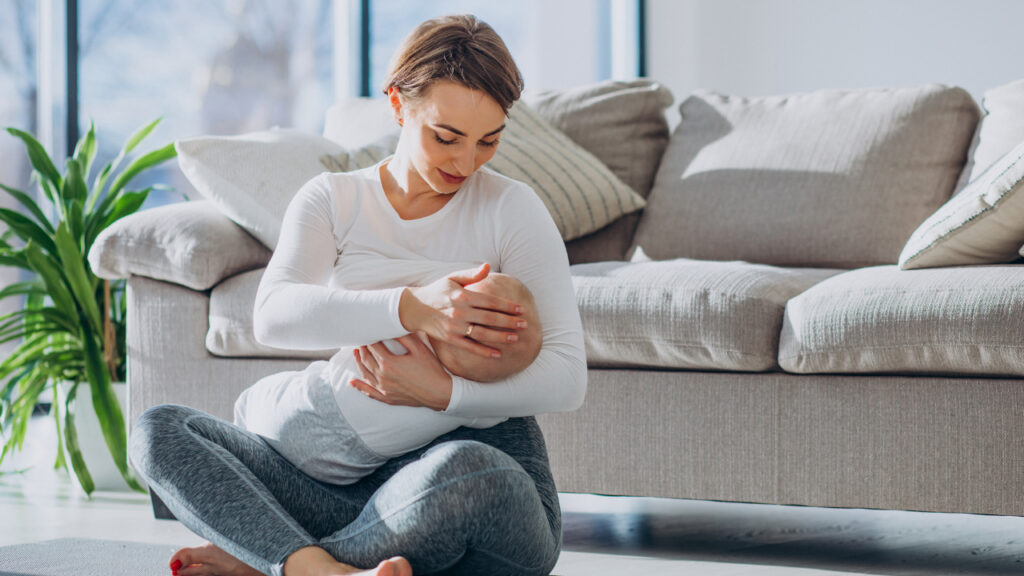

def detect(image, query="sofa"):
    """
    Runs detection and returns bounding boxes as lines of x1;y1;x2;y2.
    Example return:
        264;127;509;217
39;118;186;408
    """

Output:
89;78;1024;517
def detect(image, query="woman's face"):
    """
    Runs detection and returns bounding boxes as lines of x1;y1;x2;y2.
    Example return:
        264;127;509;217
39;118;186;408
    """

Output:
391;80;507;195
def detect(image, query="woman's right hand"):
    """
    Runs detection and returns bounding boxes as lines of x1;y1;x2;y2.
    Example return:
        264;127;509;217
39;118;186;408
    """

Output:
399;263;527;358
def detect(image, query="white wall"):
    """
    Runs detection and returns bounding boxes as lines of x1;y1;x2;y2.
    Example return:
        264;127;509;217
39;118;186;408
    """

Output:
648;0;1024;127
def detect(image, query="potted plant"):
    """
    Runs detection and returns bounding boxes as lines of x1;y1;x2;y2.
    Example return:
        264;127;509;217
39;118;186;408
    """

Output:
0;119;176;495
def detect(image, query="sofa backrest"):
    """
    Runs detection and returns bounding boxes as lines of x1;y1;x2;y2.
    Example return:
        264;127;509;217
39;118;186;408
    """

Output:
630;84;980;269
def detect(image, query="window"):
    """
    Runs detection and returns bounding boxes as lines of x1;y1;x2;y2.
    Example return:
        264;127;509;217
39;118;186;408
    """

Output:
5;0;643;211
0;0;38;358
77;0;335;208
364;0;639;98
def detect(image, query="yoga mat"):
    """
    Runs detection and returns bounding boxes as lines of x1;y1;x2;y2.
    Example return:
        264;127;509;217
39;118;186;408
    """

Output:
0;538;176;576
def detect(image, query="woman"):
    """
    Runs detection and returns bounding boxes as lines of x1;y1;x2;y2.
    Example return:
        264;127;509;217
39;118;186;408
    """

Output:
129;14;586;576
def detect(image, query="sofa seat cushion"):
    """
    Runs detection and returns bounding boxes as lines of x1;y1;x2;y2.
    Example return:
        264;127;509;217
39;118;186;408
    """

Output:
571;259;842;371
207;268;337;359
780;265;1024;376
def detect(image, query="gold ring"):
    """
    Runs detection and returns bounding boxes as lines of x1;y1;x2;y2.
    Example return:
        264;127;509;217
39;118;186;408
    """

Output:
465;324;475;338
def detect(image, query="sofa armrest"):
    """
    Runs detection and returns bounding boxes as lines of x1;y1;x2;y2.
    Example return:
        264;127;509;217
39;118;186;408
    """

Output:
88;200;271;291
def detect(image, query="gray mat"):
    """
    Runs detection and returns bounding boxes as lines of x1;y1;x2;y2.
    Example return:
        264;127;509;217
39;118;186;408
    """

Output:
0;538;177;576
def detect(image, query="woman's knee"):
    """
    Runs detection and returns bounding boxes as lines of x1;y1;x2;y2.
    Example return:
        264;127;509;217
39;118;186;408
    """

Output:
128;404;200;477
420;441;539;511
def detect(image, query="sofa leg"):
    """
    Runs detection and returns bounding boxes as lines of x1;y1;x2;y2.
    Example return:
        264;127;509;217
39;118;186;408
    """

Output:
150;491;178;520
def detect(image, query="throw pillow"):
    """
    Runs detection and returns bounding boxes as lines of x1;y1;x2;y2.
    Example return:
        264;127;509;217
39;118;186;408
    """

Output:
898;138;1024;269
630;84;980;268
88;200;271;291
176;128;344;250
321;100;648;242
954;79;1024;192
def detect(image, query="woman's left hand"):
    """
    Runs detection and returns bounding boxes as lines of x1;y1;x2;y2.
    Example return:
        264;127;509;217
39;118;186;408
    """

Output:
350;334;453;411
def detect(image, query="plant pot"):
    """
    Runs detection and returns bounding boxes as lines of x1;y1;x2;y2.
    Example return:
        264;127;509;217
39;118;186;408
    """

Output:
56;380;143;493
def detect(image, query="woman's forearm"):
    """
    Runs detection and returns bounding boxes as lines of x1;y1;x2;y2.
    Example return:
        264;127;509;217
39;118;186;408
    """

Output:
253;278;407;349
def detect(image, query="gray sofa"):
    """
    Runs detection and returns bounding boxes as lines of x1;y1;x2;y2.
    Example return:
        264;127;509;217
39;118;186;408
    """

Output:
91;79;1024;517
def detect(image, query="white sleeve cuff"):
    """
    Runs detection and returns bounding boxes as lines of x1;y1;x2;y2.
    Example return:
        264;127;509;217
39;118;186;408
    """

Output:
442;375;467;413
385;286;409;336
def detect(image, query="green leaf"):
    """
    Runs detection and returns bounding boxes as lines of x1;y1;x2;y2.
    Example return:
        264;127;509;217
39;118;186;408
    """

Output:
52;389;66;471
0;281;45;302
0;251;31;271
68;199;84;247
0;183;55;234
62;382;95;495
103;142;176;205
89;118;162;211
23;241;78;326
99;189;149;234
62;157;88;205
0;333;52;382
6;128;62;192
73;122;98;181
55;222;102;334
0;207;58;257
123;117;163;156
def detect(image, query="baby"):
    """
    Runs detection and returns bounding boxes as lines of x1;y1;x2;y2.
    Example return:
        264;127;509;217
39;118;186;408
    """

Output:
234;272;542;485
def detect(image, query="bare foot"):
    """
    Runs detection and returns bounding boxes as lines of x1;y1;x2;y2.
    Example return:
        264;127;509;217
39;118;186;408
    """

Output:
284;545;413;576
169;541;262;576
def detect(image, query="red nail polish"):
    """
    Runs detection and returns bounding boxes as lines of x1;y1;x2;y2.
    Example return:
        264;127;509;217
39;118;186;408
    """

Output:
171;560;182;570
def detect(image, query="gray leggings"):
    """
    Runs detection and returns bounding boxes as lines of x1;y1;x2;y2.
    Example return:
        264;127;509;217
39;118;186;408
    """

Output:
129;404;561;576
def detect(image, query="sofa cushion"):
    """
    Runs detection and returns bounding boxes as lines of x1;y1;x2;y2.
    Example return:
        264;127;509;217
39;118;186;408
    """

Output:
631;85;980;268
956;78;1024;191
571;259;842;371
88;200;271;291
779;265;1024;377
899;138;1024;269
207;268;336;359
525;80;674;264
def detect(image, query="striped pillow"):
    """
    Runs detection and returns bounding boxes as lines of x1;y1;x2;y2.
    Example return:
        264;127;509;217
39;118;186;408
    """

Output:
488;102;646;241
320;101;646;242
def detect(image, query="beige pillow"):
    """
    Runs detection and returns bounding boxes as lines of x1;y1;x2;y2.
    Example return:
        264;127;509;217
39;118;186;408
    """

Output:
631;85;979;268
899;139;1024;269
88;200;271;291
322;101;647;242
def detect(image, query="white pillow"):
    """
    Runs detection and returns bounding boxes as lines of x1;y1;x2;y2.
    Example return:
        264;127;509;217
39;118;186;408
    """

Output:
899;138;1024;269
322;100;648;241
176;129;343;250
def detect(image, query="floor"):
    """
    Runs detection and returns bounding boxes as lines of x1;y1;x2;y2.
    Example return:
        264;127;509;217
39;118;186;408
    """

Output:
3;414;1024;575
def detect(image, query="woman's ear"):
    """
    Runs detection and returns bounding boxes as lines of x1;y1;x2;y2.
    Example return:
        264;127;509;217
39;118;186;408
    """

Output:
388;86;404;126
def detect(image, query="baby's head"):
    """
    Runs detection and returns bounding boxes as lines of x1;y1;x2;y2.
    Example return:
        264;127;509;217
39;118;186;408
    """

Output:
428;274;542;383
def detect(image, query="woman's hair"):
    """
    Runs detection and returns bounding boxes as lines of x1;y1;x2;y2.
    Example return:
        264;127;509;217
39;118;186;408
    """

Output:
381;14;524;114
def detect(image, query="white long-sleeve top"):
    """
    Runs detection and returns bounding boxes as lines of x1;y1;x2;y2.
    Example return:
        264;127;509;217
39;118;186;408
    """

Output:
251;160;586;456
